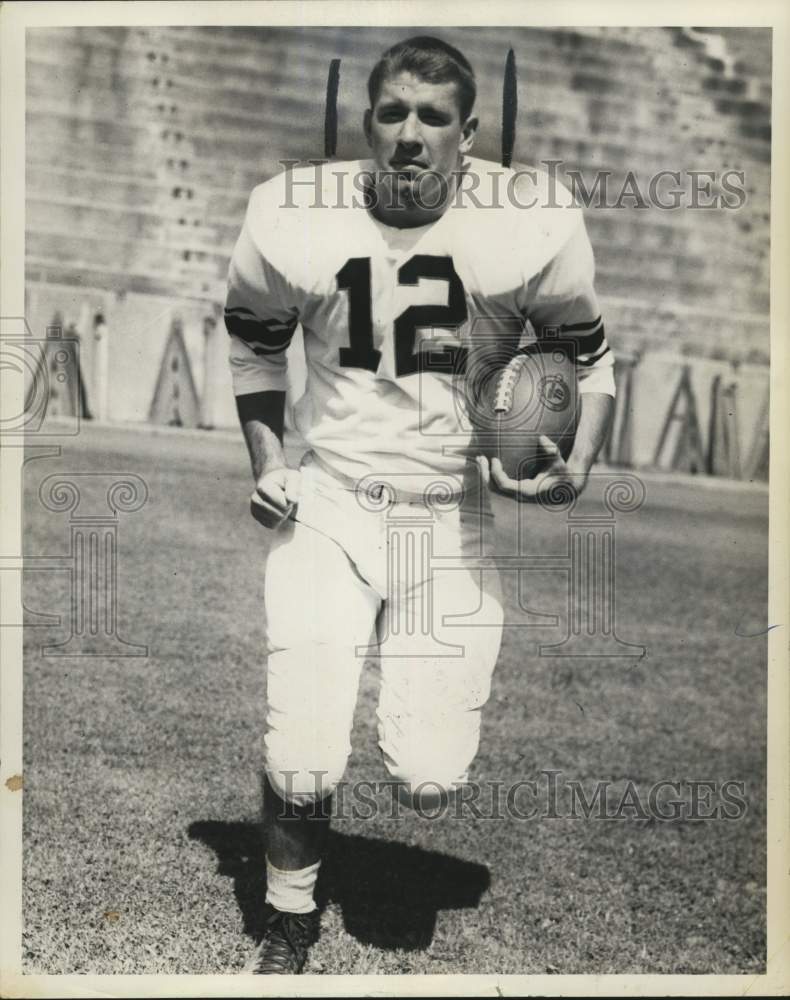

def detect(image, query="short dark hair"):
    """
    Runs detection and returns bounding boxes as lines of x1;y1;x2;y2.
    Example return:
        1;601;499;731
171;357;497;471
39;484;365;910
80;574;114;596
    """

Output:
367;36;477;121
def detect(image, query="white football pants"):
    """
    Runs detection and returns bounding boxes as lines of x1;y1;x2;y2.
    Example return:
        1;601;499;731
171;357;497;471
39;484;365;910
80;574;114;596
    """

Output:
263;456;504;807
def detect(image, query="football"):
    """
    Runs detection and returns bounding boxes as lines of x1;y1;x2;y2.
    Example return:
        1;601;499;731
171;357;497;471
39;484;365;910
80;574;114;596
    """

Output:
469;343;579;480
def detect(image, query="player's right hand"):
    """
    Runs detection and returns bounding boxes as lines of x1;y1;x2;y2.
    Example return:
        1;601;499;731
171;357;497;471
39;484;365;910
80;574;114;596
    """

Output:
250;466;301;529
477;437;587;504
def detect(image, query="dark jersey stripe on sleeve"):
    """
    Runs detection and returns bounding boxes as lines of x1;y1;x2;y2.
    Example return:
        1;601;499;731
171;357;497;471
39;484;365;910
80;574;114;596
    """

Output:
535;316;606;357
224;308;298;356
542;316;606;357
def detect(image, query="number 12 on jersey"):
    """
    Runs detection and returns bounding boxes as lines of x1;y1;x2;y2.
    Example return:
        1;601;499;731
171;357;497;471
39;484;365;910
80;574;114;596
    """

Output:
337;255;468;377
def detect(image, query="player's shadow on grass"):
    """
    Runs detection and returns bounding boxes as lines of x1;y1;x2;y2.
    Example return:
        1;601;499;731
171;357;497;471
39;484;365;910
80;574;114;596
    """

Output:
188;820;490;950
188;820;269;941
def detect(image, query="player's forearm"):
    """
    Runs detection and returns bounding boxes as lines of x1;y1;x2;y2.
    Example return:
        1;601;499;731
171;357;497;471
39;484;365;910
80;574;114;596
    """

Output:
568;392;614;473
236;390;288;480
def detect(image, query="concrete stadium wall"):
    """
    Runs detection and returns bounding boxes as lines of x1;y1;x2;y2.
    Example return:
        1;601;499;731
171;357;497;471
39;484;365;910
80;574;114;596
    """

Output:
24;25;771;476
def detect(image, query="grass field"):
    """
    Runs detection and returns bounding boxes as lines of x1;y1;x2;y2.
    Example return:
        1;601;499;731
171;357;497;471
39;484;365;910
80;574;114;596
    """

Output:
21;424;768;975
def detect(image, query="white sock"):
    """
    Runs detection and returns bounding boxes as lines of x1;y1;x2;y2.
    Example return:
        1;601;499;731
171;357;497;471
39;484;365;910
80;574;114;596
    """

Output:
265;858;320;914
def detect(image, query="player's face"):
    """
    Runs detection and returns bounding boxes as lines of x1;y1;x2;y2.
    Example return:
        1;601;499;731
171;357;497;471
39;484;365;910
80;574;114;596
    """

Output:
364;71;477;220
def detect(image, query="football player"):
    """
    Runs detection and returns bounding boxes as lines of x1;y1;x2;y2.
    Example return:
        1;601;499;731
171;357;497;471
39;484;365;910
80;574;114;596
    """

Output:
225;35;615;973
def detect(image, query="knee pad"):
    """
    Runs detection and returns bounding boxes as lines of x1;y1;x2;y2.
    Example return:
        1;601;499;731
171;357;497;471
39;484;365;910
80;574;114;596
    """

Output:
264;725;351;806
264;759;344;808
378;708;482;810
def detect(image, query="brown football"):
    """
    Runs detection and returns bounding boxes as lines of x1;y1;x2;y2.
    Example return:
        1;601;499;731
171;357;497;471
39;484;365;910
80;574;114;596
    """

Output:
469;343;578;480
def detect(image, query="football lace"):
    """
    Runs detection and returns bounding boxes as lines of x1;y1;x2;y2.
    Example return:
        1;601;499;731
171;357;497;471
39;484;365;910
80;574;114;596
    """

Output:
493;354;526;414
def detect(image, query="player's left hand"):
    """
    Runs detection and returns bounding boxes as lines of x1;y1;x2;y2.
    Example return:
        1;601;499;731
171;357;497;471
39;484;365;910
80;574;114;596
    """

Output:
477;435;589;504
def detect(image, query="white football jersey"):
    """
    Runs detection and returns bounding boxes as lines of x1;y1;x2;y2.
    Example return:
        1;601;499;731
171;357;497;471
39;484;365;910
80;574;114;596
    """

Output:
225;156;614;488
